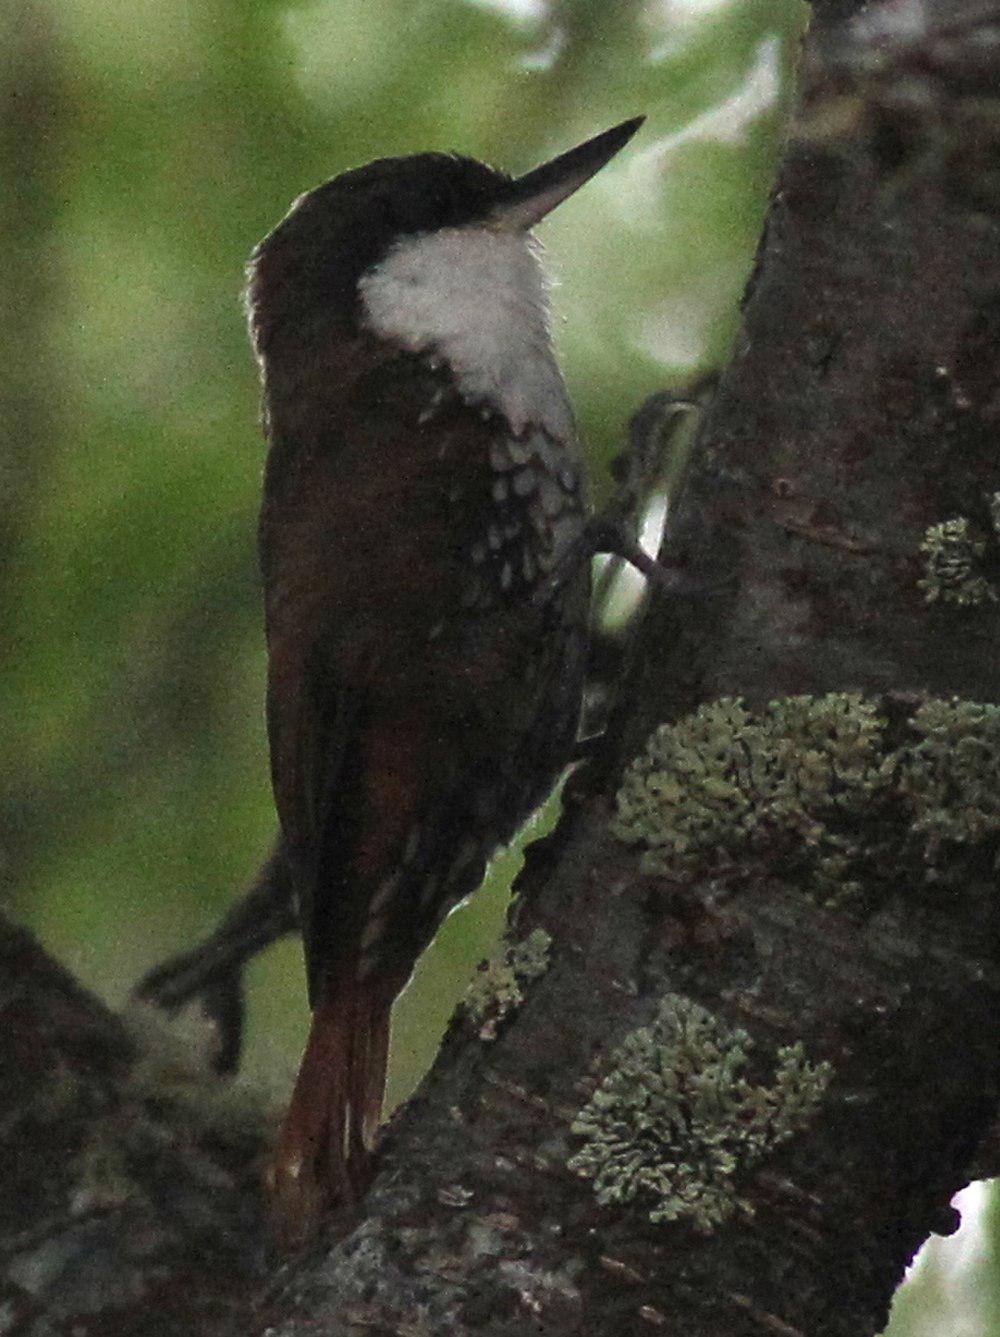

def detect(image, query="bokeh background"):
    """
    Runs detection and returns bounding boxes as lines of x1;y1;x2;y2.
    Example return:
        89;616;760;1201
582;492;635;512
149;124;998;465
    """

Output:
3;0;997;1330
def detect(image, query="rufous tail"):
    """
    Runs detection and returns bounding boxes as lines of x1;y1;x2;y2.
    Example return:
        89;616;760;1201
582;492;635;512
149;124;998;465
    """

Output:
268;978;391;1247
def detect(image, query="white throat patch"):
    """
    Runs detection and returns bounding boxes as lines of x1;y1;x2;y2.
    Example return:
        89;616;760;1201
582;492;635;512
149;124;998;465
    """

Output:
358;228;574;441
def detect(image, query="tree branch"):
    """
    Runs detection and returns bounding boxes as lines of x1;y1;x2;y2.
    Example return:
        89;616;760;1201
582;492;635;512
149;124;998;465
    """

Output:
6;1;1000;1333
0;912;273;1335
258;1;1000;1333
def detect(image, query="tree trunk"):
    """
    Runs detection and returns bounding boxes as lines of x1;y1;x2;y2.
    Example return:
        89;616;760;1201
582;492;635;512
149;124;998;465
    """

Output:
5;1;1000;1334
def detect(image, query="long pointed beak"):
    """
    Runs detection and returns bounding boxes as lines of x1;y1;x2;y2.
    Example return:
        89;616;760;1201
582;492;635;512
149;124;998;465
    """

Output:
494;116;645;232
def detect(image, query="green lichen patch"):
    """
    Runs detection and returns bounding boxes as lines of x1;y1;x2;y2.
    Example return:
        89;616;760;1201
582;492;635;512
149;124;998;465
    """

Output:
918;516;997;606
898;699;1000;857
612;693;896;898
568;995;831;1232
613;694;1000;898
463;928;552;1041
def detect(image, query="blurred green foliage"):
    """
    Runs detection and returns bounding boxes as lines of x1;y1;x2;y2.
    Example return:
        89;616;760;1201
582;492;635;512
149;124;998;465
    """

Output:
3;0;801;1086
7;2;993;1330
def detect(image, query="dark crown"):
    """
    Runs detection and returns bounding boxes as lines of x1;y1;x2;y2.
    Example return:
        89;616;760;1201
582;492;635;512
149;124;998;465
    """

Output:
247;153;512;355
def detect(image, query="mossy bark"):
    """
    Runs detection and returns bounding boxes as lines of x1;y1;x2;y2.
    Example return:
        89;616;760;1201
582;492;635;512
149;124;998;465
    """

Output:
7;1;1000;1335
260;3;1000;1333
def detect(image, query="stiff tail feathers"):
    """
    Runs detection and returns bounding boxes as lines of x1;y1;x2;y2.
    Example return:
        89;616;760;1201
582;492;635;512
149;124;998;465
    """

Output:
268;977;391;1247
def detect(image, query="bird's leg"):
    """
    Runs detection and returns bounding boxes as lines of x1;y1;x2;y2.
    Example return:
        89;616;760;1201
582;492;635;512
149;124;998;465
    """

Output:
585;514;708;596
133;841;296;1073
535;392;704;611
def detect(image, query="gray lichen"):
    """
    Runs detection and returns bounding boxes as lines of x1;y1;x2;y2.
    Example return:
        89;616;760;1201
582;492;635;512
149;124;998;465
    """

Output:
463;928;552;1041
613;693;1000;897
568;995;831;1232
988;491;1000;538
918;516;997;606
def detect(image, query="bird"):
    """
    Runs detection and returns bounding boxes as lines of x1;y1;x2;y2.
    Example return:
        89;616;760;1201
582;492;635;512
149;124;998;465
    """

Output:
245;116;644;1241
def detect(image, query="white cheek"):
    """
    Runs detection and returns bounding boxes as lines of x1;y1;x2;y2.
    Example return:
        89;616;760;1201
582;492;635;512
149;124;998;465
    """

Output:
358;228;574;442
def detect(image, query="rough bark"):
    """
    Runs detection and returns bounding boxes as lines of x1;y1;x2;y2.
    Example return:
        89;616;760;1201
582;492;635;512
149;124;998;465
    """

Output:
0;914;272;1336
5;0;1000;1334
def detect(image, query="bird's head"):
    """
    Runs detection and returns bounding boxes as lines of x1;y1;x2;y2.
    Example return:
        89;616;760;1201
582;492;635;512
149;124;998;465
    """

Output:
247;118;644;374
